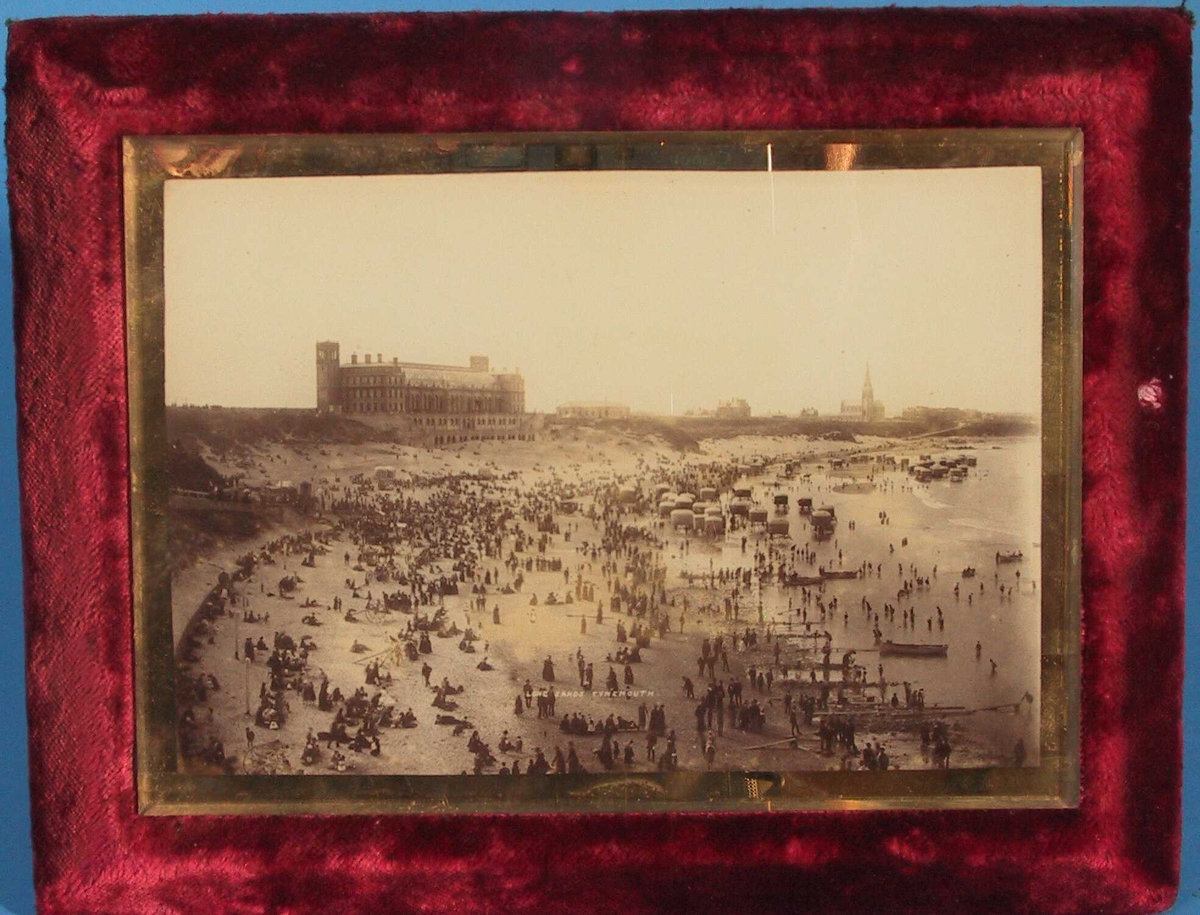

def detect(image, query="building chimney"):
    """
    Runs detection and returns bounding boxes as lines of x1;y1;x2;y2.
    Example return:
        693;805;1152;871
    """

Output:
365;354;372;364
470;355;490;373
377;353;382;364
351;354;358;364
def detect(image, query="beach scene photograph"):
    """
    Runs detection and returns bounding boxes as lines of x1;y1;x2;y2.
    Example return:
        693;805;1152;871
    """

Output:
162;164;1045;780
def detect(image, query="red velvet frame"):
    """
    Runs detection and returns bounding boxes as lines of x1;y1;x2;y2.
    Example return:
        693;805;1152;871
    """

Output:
5;10;1189;915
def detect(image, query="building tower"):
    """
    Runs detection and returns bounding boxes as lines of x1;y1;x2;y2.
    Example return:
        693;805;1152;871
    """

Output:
861;363;874;420
316;341;341;412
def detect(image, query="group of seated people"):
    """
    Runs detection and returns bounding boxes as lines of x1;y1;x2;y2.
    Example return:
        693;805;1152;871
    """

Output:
315;690;417;757
559;711;639;736
364;659;392;686
317;678;344;712
595;732;636;770
242;635;269;662
254;688;288;730
182;672;221;705
301;732;322;765
607;645;642;665
380;706;418;729
432;677;464;710
458;632;479;653
200;736;227;767
407;609;447;635
467;730;496;773
614;621;653;645
498;730;523;753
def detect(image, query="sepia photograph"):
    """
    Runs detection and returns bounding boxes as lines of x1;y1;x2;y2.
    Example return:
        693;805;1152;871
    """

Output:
125;132;1080;810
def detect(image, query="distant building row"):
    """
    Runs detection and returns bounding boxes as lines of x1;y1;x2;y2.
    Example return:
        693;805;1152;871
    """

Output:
683;398;754;419
716;398;752;420
556;402;632;421
900;406;984;424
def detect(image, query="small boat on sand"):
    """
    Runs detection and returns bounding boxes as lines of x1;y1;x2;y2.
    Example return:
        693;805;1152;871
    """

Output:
879;641;948;658
821;569;860;581
782;574;823;587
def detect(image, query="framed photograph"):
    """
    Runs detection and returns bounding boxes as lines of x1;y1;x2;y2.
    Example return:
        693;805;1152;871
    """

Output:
125;129;1081;814
8;10;1187;915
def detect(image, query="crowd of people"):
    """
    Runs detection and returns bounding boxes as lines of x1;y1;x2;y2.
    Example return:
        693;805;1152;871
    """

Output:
175;444;1036;778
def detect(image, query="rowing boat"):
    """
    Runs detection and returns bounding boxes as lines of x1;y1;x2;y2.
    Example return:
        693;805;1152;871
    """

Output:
879;641;948;658
821;570;860;581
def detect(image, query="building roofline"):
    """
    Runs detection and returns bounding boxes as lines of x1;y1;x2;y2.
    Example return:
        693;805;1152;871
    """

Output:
337;360;521;376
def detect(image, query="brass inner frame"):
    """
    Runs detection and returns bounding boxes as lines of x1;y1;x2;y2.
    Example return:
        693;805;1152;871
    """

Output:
124;130;1082;815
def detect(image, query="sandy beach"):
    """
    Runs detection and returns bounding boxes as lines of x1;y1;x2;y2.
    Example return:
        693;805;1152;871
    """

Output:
170;427;1041;779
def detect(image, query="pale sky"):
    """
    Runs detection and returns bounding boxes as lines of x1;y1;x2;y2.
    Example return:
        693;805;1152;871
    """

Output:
164;167;1043;416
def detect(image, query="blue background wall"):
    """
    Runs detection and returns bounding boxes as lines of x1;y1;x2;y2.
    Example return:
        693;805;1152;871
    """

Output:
0;2;1194;912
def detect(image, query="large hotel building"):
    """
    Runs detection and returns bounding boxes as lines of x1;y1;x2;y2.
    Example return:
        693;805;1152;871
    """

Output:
316;342;531;445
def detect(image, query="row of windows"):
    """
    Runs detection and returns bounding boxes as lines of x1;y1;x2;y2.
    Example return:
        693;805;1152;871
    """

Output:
344;374;400;386
343;374;511;394
409;416;520;428
341;404;522;425
434;434;535;445
342;390;520;411
342;388;519;411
